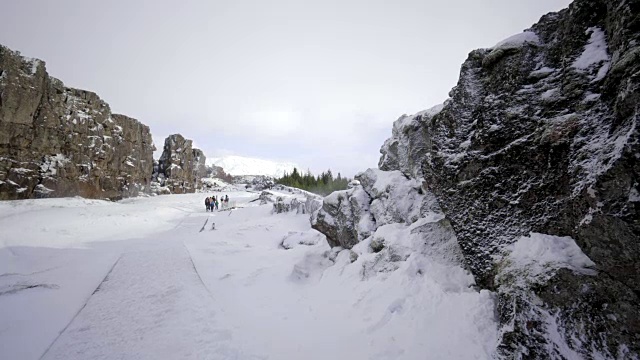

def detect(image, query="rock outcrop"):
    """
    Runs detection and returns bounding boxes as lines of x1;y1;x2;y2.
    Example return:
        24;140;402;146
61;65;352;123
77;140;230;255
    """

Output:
0;45;154;200
206;164;233;183
152;134;205;194
316;0;639;357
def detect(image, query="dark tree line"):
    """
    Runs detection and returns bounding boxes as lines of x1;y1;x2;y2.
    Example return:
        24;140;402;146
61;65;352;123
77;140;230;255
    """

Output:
276;168;350;195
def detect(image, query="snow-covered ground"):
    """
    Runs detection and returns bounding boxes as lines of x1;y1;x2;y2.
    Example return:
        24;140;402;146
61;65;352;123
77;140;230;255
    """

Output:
0;190;498;359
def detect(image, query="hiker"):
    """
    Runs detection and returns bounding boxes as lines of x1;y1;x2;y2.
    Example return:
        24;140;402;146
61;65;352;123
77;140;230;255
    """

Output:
215;198;219;210
204;197;210;212
225;195;229;205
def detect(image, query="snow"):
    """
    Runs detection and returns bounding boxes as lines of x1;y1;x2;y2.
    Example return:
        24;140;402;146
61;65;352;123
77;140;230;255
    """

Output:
40;154;70;177
416;102;446;118
9;167;33;175
22;57;41;75
34;184;54;194
501;233;596;286
530;67;556;76
572;27;609;70
583;92;601;102
0;191;499;359
396;102;445;130
208;155;298;177
491;30;540;50
571;107;637;195
572;27;610;82
541;88;558;100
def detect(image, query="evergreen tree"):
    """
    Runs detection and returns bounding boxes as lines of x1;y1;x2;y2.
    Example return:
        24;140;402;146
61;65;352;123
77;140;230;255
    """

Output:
275;168;350;196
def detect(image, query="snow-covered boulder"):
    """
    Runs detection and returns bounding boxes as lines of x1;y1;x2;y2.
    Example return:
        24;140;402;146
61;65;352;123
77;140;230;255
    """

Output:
310;184;374;249
311;168;470;287
311;168;440;249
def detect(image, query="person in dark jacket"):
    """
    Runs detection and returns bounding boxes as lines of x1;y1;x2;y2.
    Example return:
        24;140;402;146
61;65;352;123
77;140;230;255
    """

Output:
205;197;211;212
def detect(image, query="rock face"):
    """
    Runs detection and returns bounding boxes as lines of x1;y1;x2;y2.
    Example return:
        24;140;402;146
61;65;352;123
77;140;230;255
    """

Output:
0;45;154;200
153;134;205;194
317;0;639;357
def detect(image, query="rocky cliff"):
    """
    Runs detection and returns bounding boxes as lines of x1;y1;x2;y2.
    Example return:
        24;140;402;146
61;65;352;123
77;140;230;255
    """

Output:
314;0;639;357
152;134;205;194
0;46;155;200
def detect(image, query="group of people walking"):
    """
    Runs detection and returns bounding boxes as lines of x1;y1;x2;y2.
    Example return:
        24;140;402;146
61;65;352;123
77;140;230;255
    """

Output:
205;195;229;212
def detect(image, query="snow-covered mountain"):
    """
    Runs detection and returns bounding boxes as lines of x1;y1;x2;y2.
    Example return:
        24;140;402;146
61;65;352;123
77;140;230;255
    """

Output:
207;155;298;177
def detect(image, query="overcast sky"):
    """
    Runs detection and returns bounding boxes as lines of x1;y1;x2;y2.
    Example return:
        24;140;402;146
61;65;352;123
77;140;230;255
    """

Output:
1;0;571;176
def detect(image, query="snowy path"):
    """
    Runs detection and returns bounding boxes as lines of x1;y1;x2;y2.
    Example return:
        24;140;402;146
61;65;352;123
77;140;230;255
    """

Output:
41;239;237;359
39;212;259;360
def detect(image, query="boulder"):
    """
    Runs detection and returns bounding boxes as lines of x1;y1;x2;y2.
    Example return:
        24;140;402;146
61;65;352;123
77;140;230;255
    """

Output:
311;168;434;248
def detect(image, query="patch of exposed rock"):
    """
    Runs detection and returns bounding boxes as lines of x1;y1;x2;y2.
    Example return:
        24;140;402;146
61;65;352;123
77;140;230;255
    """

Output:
0;45;154;200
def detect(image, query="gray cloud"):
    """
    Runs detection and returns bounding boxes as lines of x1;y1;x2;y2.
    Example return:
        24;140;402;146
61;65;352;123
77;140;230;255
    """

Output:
1;0;572;176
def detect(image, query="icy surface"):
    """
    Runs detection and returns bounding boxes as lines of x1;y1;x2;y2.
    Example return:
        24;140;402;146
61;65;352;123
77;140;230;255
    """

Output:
0;191;498;359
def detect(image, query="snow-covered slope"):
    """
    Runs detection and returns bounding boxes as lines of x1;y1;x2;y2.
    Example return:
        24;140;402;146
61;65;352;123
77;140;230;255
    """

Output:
207;155;298;177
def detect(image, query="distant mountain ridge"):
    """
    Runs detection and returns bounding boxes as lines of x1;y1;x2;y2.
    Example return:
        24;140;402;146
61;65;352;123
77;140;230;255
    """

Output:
207;155;298;177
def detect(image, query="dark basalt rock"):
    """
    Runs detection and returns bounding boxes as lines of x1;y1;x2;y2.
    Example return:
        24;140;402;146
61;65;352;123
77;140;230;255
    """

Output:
0;45;155;200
